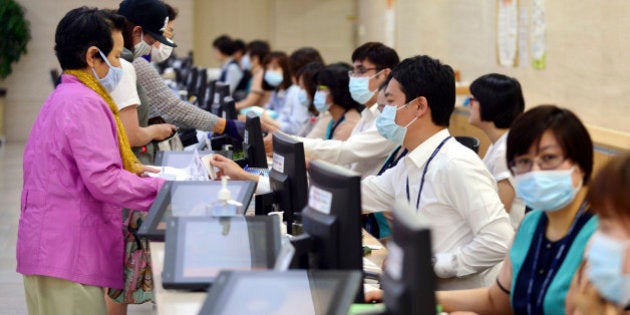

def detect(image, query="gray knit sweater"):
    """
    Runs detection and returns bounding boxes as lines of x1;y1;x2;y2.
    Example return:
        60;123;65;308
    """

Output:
133;57;219;131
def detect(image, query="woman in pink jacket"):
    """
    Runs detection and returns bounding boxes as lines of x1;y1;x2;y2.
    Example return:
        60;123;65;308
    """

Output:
16;7;165;315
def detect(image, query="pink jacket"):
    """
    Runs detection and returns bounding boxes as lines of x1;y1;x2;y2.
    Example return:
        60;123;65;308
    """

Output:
17;75;165;289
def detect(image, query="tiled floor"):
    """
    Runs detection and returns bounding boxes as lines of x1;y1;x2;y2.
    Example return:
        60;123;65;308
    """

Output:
0;142;153;314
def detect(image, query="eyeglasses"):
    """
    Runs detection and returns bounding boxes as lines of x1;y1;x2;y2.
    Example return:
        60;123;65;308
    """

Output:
348;67;379;77
509;153;567;174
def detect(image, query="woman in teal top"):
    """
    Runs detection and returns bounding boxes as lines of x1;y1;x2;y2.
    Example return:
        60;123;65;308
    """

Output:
436;105;597;315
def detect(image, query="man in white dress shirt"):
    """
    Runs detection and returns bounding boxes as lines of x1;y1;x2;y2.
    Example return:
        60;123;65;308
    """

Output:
361;55;514;290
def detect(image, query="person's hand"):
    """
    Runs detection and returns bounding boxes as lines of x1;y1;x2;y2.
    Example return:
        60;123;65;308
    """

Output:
364;289;383;303
572;277;607;315
138;164;160;177
210;154;259;181
150;123;177;141
263;133;274;155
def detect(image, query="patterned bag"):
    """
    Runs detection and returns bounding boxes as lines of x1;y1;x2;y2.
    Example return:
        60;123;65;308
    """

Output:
108;210;154;304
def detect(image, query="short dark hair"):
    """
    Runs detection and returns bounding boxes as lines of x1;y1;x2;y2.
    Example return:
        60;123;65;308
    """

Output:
289;47;324;80
316;63;363;112
212;35;236;55
233;39;246;53
55;7;125;70
261;51;292;91
351;42;400;70
587;151;630;219
470;73;525;128
506;105;593;184
390;55;455;127
165;3;178;21
246;40;270;63
298;62;324;113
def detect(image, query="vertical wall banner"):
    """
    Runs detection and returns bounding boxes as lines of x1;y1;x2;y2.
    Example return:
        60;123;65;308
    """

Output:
497;0;519;67
518;4;529;68
385;0;396;48
530;0;546;69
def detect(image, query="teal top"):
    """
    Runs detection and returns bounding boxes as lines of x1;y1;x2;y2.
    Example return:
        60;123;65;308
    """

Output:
510;210;597;314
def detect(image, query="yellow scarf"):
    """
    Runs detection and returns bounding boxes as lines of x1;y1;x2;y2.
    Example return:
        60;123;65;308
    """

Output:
64;69;143;174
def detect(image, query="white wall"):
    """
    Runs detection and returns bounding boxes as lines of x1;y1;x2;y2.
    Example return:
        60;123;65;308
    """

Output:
359;0;630;134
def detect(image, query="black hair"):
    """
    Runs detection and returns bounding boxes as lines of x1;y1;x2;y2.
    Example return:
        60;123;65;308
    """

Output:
165;3;178;21
289;47;324;80
246;40;270;63
298;62;325;114
212;34;236;55
470;73;525;128
316;62;364;112
390;55;455;127
233;39;246;53
506;105;593;184
261;51;292;91
351;42;400;70
55;7;126;70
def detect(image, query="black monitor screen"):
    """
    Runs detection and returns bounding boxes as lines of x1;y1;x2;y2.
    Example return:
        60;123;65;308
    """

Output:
198;270;362;315
382;200;436;315
269;132;308;234
211;82;229;116
137;181;257;241
162;216;281;290
243;111;268;168
222;96;237;120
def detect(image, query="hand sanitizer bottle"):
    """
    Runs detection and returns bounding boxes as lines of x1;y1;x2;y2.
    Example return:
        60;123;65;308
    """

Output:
211;176;239;217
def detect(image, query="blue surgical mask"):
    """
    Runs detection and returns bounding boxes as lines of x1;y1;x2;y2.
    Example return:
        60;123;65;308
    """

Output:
376;103;417;144
587;232;630;307
349;75;376;104
241;55;251;71
264;71;283;87
297;89;309;107
91;49;123;93
313;91;329;113
514;167;582;212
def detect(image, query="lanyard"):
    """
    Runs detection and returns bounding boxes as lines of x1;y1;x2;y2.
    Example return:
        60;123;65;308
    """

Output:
325;113;346;140
406;136;451;209
525;201;587;314
377;145;408;176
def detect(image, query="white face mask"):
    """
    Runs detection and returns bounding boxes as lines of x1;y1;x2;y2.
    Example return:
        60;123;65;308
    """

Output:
150;40;174;63
133;30;152;59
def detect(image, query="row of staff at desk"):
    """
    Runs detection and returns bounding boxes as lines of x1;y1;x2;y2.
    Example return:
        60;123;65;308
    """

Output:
143;126;439;315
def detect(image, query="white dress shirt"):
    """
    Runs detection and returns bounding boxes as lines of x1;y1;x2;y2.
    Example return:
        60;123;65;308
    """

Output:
483;132;526;230
362;129;514;290
291;105;397;178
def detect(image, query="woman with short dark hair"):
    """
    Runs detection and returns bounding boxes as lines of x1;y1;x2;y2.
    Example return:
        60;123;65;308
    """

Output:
17;7;165;314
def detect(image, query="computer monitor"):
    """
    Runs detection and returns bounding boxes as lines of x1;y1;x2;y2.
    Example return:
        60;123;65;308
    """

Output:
381;200;436;315
222;96;238;120
198;270;362;315
243;111;268;168
211;82;230;116
154;150;231;169
137;180;257;241
162;215;281;290
200;80;216;112
267;132;308;234
290;159;363;301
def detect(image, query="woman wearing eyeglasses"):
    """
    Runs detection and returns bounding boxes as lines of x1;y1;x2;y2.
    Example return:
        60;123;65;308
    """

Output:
435;105;598;315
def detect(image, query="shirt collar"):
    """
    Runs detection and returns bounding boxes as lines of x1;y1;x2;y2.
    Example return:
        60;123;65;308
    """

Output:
407;129;451;168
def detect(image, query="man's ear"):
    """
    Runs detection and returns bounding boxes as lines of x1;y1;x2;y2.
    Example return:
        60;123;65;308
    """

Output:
411;96;429;118
85;46;100;68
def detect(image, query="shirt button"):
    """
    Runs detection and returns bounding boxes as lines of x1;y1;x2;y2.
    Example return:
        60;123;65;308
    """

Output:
546;243;551;249
539;269;545;275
